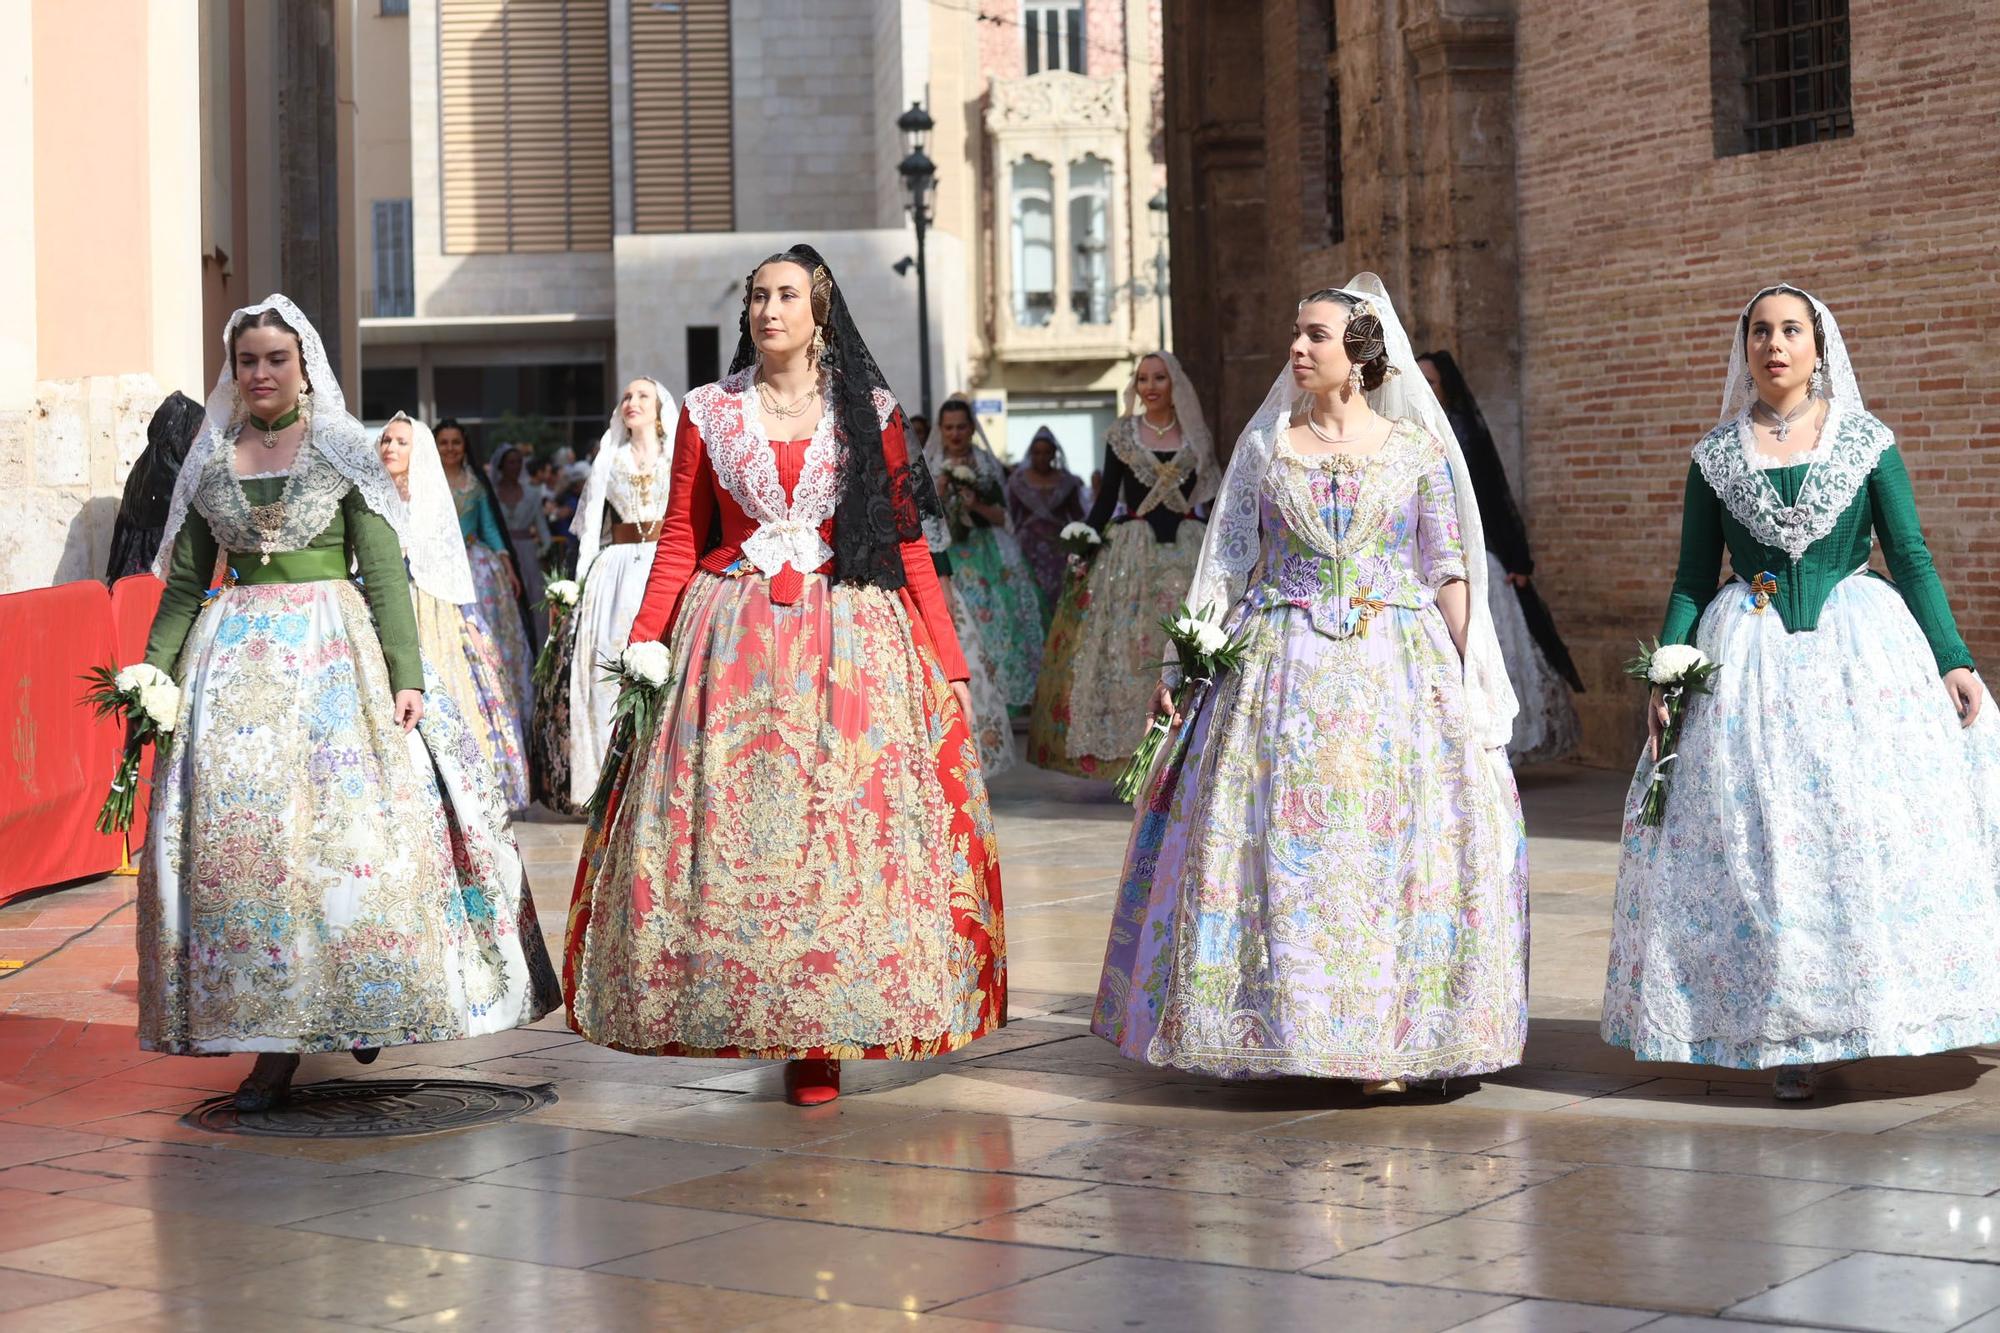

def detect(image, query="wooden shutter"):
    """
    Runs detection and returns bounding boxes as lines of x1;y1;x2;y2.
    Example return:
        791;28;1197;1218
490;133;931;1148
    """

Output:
438;0;613;254
630;0;734;233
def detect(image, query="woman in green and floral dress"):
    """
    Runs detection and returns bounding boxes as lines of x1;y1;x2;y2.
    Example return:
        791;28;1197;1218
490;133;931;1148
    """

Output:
1603;283;2000;1100
140;296;555;1111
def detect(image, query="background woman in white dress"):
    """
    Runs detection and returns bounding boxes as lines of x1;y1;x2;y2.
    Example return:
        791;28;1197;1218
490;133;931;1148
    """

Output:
550;378;675;811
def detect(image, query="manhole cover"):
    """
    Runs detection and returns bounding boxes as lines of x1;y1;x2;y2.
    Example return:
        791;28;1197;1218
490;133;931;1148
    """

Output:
184;1078;557;1138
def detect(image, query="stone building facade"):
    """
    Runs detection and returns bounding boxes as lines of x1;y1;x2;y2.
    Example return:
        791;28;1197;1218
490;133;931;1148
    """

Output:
1164;0;2000;763
2;0;354;595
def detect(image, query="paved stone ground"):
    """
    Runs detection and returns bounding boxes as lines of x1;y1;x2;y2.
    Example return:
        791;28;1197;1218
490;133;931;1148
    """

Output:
1;761;1998;1331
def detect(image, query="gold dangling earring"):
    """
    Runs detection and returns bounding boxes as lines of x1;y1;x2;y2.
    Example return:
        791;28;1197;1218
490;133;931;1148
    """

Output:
1346;364;1363;395
809;326;827;368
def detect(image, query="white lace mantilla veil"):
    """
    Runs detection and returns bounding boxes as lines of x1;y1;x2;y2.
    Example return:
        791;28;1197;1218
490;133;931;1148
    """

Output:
1122;350;1221;509
385;411;477;605
1182;272;1518;749
575;377;676;580
1717;282;1862;423
155;294;414;579
925;398;1012;531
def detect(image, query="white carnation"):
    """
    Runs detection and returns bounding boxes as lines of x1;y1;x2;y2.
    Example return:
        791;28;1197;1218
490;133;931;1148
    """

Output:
545;579;581;607
115;663;170;693
622;641;672;687
137;683;180;733
1059;521;1100;544
1647;644;1709;684
1192;623;1229;657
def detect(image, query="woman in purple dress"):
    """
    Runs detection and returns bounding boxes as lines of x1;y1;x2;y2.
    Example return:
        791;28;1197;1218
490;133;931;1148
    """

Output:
1006;426;1086;626
1092;276;1526;1091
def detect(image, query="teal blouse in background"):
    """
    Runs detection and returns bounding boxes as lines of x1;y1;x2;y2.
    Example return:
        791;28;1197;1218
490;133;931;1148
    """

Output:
454;480;509;553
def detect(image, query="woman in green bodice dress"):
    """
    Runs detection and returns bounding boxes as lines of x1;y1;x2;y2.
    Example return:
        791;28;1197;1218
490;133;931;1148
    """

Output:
140;296;556;1110
1603;284;2000;1099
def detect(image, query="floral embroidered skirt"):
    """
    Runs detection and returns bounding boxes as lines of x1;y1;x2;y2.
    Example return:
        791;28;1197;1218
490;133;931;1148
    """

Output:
139;580;557;1054
947;578;1016;778
1027;566;1117;780
951;527;1045;711
563;569;1007;1059
530;601;580;816
468;541;533;717
568;541;655;808
415;590;529;813
1093;601;1528;1080
1485;551;1580;766
1063;519;1205;765
1603;574;2000;1068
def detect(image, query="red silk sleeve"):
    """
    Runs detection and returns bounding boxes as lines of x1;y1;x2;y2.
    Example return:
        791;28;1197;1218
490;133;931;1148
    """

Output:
628;406;714;645
882;415;969;682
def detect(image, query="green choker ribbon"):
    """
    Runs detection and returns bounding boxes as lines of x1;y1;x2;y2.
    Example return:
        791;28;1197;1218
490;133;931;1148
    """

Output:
245;405;303;434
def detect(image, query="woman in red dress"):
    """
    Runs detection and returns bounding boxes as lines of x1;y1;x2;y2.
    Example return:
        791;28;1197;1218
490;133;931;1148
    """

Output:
563;246;1006;1105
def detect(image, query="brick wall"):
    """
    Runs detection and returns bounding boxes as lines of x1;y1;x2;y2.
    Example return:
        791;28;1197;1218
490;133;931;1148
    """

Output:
1515;0;2000;763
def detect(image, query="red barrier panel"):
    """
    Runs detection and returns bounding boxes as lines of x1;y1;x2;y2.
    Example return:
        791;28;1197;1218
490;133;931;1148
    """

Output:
109;574;166;852
0;581;126;904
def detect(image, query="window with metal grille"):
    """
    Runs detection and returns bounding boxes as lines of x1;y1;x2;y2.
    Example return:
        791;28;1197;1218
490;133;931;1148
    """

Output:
372;198;415;317
437;0;613;253
1024;2;1085;76
1713;0;1853;156
1324;3;1344;244
631;0;735;233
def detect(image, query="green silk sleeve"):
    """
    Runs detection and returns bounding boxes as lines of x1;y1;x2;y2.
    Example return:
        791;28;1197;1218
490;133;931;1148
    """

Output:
1659;461;1725;647
1869;446;1973;675
144;509;220;677
344;490;426;694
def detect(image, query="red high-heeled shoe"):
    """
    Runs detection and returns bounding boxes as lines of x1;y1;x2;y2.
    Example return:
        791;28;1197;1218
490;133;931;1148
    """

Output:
783;1058;841;1106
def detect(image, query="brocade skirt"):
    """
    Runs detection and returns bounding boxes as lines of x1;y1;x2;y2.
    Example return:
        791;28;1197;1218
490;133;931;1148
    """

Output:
563;569;1007;1059
139;580;556;1054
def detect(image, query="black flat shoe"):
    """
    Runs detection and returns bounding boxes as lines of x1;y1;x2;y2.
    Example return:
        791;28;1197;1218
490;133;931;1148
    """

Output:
232;1053;301;1112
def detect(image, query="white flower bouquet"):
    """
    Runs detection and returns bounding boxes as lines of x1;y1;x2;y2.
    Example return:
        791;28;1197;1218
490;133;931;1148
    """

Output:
1058;521;1103;566
1114;602;1248;805
1623;639;1722;828
533;576;584;691
80;663;181;834
585;640;675;820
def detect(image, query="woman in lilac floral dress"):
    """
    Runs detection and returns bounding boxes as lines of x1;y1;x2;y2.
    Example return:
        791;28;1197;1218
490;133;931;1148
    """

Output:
1092;276;1527;1090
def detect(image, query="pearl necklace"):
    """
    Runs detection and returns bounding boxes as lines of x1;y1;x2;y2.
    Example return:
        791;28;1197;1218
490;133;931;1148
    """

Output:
1305;412;1368;447
1141;413;1177;440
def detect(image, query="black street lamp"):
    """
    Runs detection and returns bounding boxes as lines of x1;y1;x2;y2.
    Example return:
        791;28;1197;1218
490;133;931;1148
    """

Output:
896;101;938;422
1148;189;1170;352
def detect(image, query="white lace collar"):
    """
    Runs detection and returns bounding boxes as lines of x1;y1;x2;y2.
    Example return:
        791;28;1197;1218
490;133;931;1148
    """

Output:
683;368;897;578
1693;404;1894;562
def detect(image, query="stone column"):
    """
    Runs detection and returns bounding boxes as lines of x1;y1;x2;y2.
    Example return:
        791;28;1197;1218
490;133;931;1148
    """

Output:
1403;6;1522;479
1161;0;1282;452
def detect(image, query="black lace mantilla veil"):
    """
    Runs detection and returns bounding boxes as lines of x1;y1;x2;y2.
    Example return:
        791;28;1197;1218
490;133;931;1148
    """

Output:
1419;348;1583;693
727;243;945;591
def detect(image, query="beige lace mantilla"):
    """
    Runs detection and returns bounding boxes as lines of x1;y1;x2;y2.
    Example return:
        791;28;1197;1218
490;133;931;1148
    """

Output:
1108;418;1199;518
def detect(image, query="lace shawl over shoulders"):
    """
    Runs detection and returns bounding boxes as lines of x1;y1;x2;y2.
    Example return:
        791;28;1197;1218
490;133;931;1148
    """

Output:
1692;406;1895;563
194;435;355;559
